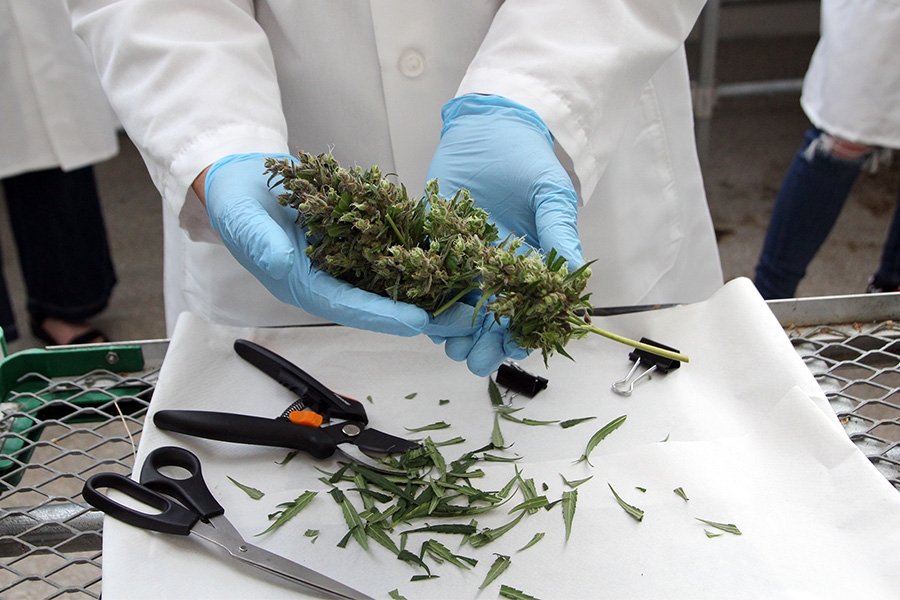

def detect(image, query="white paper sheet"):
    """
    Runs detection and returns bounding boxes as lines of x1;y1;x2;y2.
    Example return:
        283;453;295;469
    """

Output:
101;278;900;599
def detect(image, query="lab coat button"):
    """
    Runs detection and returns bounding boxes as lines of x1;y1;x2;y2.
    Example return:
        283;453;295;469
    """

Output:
399;49;425;78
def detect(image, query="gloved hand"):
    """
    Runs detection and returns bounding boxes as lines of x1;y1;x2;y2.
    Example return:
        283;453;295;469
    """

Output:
203;153;481;340
425;94;583;375
427;94;583;265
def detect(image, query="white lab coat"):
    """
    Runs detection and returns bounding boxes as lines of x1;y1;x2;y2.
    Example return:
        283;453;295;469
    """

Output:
67;0;723;333
0;0;118;179
801;0;900;148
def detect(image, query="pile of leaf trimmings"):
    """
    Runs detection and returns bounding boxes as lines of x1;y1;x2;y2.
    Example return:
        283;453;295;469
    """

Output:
312;437;572;591
264;152;596;361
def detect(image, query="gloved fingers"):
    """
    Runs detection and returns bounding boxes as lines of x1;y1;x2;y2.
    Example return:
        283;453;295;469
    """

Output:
205;153;297;279
533;181;584;269
444;315;529;377
420;302;482;339
442;334;477;362
299;268;432;337
214;197;296;279
465;325;511;377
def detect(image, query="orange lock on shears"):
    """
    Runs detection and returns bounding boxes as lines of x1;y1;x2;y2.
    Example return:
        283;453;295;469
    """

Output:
288;410;324;428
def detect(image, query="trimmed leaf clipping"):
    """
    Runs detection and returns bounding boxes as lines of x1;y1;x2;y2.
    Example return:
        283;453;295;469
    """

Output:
576;415;627;466
560;416;596;429
488;377;504;406
256;491;317;536
499;585;541;600
479;554;511;589
608;484;644;522
562;489;577;540
518;532;545;552
696;518;742;535
227;476;264;500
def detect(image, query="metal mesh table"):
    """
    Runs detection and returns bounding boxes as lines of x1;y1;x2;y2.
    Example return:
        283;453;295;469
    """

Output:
1;295;898;598
0;341;165;599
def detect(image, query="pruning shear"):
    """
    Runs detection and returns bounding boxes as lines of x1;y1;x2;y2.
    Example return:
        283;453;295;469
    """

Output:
82;446;373;600
154;339;419;473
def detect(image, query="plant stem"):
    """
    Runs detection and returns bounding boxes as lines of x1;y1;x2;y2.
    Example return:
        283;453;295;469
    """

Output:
566;316;690;363
383;212;405;246
433;285;480;316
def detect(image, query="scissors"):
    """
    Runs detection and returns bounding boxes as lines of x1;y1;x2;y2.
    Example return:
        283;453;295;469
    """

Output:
82;445;373;600
153;339;419;473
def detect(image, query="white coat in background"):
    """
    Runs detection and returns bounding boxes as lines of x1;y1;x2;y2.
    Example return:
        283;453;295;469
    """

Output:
67;1;724;334
801;0;900;148
0;0;118;179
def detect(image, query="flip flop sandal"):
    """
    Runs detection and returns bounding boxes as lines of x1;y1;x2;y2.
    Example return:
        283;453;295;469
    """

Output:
29;315;110;346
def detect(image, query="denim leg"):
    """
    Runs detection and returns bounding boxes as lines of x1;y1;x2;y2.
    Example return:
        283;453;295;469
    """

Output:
754;128;865;299
1;166;117;321
872;180;900;290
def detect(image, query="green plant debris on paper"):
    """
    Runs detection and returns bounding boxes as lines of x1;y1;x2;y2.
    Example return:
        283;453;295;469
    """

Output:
559;416;596;429
674;487;689;501
576;415;627;466
562;490;577;540
517;532;545;552
227;476;264;500
500;584;541;599
275;451;298;466
404;392;418;399
608;484;644;522
256;491;317;536
499;413;560;426
561;474;593;489
696;518;742;535
404;421;451;432
479;554;511;589
492;412;505;448
488;377;505;406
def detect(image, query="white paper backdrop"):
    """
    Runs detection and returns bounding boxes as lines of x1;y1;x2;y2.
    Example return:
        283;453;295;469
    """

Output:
101;278;900;599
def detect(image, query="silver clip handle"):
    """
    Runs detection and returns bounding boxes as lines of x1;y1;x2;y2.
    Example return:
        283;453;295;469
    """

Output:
611;361;657;396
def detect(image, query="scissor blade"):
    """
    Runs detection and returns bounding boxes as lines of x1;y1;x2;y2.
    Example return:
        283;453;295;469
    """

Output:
192;519;373;600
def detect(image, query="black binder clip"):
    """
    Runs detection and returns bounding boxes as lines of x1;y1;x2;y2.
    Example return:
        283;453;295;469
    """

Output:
496;360;548;398
611;338;681;396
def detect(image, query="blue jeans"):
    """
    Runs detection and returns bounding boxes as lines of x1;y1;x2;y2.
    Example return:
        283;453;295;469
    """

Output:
0;166;117;341
754;127;900;299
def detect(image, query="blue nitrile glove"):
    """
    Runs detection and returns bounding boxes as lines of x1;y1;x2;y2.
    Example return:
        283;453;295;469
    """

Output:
425;94;582;375
427;94;583;265
203;153;481;341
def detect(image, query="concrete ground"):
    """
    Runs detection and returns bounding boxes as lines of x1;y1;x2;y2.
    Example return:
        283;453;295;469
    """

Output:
2;34;899;354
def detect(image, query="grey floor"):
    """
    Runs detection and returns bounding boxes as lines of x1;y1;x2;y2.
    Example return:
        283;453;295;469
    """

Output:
2;34;899;354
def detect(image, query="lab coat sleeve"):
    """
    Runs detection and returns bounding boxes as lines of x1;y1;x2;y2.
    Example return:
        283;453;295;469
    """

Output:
66;0;290;230
457;0;706;203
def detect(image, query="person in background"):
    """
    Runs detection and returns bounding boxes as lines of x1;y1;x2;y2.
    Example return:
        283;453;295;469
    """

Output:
67;1;723;375
0;0;118;345
753;0;900;299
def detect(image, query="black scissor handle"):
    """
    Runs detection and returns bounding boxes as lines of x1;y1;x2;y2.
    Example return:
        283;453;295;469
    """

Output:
140;446;225;520
234;339;368;423
82;472;198;536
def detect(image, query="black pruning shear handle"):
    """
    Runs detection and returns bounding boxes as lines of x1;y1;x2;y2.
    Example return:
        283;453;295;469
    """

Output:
153;340;419;472
233;338;368;425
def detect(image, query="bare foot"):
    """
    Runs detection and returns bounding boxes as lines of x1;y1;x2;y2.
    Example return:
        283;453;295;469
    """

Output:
37;317;107;345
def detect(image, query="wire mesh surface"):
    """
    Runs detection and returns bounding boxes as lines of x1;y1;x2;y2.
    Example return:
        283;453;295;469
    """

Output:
0;363;157;599
0;321;898;599
786;320;900;491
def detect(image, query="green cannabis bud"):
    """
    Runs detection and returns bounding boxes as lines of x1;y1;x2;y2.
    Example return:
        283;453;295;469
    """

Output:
264;152;685;365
